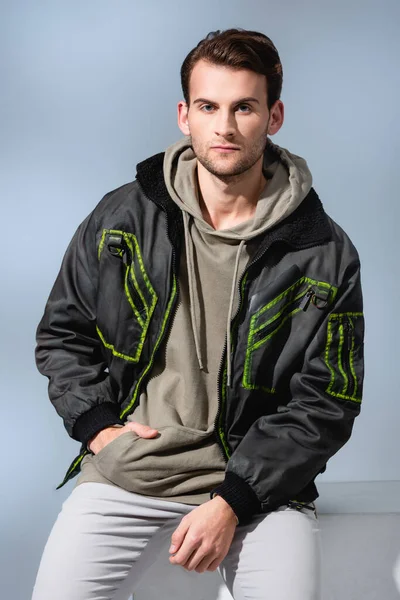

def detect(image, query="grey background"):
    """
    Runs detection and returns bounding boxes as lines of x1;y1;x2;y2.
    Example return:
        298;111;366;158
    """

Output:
1;1;399;599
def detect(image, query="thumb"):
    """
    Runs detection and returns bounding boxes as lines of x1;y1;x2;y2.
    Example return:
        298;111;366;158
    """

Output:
125;421;159;438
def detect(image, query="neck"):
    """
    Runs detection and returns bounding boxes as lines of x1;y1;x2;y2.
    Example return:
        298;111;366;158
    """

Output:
196;155;267;230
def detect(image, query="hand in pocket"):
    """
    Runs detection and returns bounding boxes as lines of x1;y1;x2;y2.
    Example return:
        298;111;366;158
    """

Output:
88;422;159;455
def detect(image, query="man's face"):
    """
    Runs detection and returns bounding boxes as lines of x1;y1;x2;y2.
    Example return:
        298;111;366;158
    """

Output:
178;59;284;180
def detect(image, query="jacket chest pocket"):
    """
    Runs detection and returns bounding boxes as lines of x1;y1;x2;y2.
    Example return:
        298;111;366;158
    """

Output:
96;229;158;363
242;276;336;393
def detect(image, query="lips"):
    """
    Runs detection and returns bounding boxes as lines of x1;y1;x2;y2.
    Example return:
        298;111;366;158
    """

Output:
212;145;240;150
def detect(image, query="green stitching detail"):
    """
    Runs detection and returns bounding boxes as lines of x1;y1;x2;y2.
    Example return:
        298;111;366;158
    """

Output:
325;312;363;403
252;306;302;351
325;390;362;403
252;288;309;337
348;315;358;399
243;277;336;393
96;229;158;362
123;262;145;328
131;234;156;315
99;229;156;313
98;229;108;260
329;312;364;319
243;304;299;391
252;277;337;326
242;382;277;394
337;323;348;395
123;235;149;315
99;229;157;318
96;326;141;362
325;320;336;395
56;452;87;489
119;275;178;419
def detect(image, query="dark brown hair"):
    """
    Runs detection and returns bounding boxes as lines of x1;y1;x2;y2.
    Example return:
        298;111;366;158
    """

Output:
180;28;283;110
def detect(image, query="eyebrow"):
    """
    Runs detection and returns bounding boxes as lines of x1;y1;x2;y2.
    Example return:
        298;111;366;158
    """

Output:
192;97;260;106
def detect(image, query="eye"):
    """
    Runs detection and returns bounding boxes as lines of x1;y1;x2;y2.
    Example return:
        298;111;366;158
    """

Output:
200;104;215;113
199;103;252;113
236;104;251;113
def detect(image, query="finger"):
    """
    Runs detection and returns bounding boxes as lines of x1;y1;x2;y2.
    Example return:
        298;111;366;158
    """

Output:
170;537;201;567
185;547;212;572
206;557;221;572
194;554;216;573
181;546;205;571
169;519;190;555
125;422;159;438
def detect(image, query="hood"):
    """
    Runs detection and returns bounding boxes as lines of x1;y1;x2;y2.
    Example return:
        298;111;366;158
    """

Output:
163;135;313;240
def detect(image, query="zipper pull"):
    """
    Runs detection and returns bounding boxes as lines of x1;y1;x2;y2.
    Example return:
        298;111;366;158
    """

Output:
299;288;314;311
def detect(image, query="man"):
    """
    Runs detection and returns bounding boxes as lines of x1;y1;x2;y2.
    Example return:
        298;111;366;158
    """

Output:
33;28;364;600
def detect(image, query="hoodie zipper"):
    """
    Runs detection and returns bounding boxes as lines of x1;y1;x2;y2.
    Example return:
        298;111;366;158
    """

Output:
214;239;325;462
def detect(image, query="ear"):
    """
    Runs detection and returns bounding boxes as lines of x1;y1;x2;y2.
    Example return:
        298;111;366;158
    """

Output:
268;100;284;136
177;101;190;136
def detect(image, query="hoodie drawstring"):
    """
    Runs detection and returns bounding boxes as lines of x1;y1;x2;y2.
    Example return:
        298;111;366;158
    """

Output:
182;211;246;387
183;211;204;371
183;210;246;383
226;240;245;387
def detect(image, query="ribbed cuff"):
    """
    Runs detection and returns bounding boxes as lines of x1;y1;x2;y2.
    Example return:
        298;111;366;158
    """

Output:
72;402;124;446
210;471;262;524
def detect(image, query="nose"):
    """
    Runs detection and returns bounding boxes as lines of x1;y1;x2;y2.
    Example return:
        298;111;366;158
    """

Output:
214;109;236;138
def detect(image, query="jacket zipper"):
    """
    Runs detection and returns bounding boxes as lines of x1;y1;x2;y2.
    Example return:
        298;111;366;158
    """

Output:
298;287;314;311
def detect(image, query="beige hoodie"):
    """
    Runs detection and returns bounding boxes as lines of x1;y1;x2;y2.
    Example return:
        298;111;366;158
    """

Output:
76;137;312;504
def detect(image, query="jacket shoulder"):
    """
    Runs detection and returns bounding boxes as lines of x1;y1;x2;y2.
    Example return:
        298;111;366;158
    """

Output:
92;179;147;222
325;213;361;264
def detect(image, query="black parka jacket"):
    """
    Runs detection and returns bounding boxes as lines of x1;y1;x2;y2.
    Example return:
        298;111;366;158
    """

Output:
36;151;365;522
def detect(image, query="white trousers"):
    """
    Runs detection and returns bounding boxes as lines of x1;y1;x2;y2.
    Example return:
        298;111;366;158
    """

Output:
32;482;321;600
394;553;400;594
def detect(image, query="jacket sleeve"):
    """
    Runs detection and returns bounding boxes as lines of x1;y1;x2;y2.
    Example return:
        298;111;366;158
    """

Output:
35;210;124;446
212;256;365;522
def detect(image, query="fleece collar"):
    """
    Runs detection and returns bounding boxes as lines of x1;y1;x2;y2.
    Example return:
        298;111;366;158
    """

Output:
136;152;332;254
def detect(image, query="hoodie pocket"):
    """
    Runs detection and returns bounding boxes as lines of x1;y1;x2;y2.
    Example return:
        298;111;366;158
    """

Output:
92;425;220;495
96;229;158;363
243;276;336;393
324;312;364;402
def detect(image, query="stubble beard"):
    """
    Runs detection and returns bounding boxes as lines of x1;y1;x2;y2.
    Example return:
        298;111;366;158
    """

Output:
190;127;269;185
